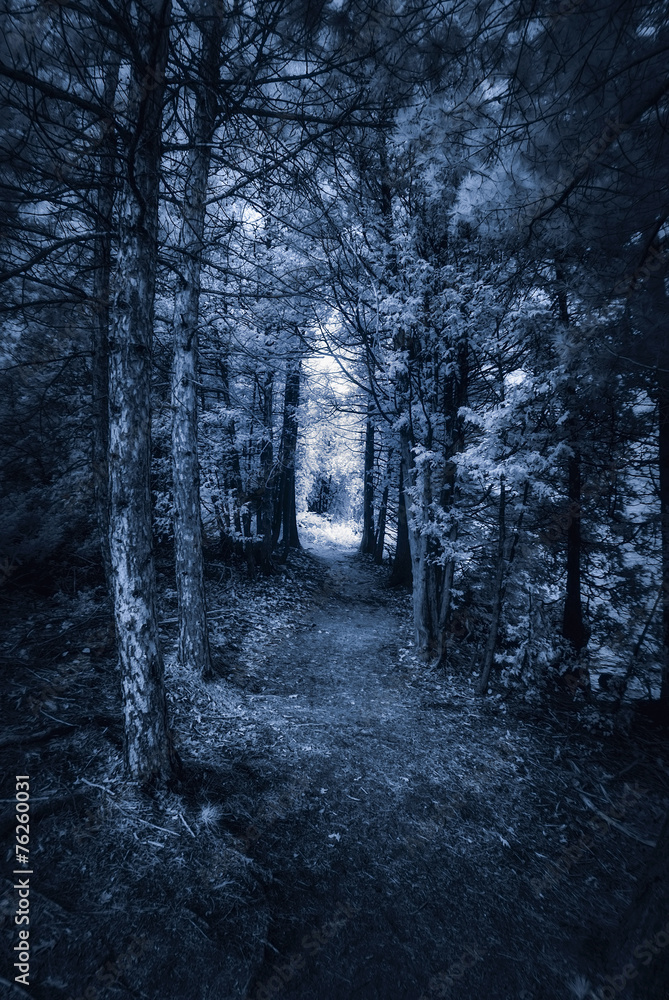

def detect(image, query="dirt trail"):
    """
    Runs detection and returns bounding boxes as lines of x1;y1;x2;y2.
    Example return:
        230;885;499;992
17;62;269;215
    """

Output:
235;547;568;1000
1;545;665;1000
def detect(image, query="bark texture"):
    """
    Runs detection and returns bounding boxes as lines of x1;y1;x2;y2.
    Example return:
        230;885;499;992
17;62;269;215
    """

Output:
170;7;223;678
108;0;176;785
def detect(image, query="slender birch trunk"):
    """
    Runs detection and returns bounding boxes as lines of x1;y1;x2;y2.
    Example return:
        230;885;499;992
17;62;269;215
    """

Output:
108;0;176;785
170;8;223;678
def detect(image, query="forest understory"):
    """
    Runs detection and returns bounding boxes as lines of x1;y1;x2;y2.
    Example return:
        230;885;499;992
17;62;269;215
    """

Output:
1;533;668;1000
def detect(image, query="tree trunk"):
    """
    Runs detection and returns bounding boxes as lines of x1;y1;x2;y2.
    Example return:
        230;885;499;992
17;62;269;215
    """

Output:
402;433;452;658
401;433;432;653
258;370;274;573
411;531;431;652
361;407;375;555
478;477;506;694
435;528;457;666
170;9;222;679
433;346;468;664
108;0;176;786
278;360;301;558
478;479;529;694
556;267;588;657
91;238;112;587
390;461;412;586
562;449;588;651
91;55;120;589
374;482;389;564
659;376;669;703
217;356;244;536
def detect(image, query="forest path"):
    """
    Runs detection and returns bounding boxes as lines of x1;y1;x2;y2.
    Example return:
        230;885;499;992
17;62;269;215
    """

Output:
230;546;567;1000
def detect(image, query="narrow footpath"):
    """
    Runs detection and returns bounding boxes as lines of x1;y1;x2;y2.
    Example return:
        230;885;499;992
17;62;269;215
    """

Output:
231;546;597;1000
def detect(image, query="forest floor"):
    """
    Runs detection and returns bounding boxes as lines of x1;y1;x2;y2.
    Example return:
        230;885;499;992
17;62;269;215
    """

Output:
1;527;669;1000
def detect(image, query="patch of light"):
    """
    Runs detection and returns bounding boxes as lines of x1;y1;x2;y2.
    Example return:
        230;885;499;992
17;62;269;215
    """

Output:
297;511;361;556
505;368;527;387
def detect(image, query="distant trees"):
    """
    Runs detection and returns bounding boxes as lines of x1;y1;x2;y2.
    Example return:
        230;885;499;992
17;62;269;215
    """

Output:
305;0;669;705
